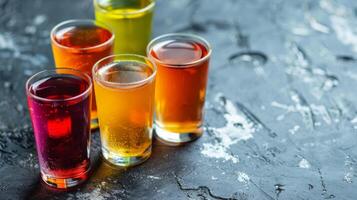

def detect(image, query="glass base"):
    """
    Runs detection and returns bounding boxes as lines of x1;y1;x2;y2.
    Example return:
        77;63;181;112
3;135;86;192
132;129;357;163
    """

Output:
40;168;89;189
91;118;99;130
102;145;151;167
154;123;203;145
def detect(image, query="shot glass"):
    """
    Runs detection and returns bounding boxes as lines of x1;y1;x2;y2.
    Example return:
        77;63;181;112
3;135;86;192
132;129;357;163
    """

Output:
26;68;92;189
93;0;155;55
51;19;114;129
147;33;212;144
93;54;156;166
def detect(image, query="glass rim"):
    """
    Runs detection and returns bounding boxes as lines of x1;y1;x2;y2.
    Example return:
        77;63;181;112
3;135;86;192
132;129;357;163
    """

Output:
50;19;115;52
94;0;155;16
93;54;157;88
146;33;212;67
26;68;93;103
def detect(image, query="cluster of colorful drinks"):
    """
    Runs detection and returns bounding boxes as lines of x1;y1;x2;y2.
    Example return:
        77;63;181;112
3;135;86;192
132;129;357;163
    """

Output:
26;0;211;189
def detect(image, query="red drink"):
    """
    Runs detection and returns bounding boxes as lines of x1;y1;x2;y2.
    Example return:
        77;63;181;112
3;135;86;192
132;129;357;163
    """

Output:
51;19;114;129
147;34;211;144
26;69;92;189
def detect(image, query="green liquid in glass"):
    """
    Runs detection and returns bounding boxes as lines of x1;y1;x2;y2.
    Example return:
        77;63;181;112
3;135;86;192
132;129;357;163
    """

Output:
94;0;154;55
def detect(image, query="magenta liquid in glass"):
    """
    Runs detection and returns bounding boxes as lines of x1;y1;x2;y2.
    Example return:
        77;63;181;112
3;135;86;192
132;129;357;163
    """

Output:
26;69;92;189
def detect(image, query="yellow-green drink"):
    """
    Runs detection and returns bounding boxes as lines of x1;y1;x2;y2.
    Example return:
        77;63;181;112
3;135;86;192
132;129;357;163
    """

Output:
94;0;155;55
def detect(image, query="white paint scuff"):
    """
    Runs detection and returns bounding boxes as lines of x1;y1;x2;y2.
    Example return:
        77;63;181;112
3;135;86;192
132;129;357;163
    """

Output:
343;156;354;183
271;101;332;125
201;143;239;163
237;172;250;183
320;0;357;53
147;175;161;180
71;188;108;200
289;125;300;135
298;158;311;169
213;98;254;146
34;15;46;25
320;0;346;16
344;172;353;183
291;26;311;36
330;15;357;53
0;33;18;53
350;116;357;124
201;94;255;163
307;15;330;33
310;104;332;125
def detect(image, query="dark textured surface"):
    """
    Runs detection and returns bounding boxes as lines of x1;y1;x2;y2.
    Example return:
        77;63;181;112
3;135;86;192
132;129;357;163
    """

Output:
1;0;357;199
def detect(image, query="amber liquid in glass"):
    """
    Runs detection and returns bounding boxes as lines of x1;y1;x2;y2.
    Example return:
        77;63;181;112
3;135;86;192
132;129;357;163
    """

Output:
150;39;209;133
51;24;113;127
94;62;155;164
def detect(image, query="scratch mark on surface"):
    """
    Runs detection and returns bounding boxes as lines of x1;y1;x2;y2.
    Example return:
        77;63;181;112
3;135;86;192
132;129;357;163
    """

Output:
233;21;250;48
271;90;316;129
285;42;339;99
318;168;335;199
249;179;275;200
173;173;237;200
235;101;277;138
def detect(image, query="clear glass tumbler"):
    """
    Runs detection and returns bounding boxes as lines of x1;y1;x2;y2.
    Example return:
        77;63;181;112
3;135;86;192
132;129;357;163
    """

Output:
147;33;212;145
51;19;114;129
93;54;156;166
26;68;92;189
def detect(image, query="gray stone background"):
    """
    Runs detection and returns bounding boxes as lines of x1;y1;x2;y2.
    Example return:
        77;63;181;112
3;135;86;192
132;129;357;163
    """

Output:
1;0;357;199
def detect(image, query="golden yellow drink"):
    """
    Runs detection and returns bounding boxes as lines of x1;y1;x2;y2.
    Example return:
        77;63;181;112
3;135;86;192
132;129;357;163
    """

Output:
93;54;156;166
94;0;155;55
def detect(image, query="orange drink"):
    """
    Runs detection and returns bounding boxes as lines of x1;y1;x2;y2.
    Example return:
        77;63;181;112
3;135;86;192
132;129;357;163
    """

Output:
147;34;211;144
51;19;114;129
